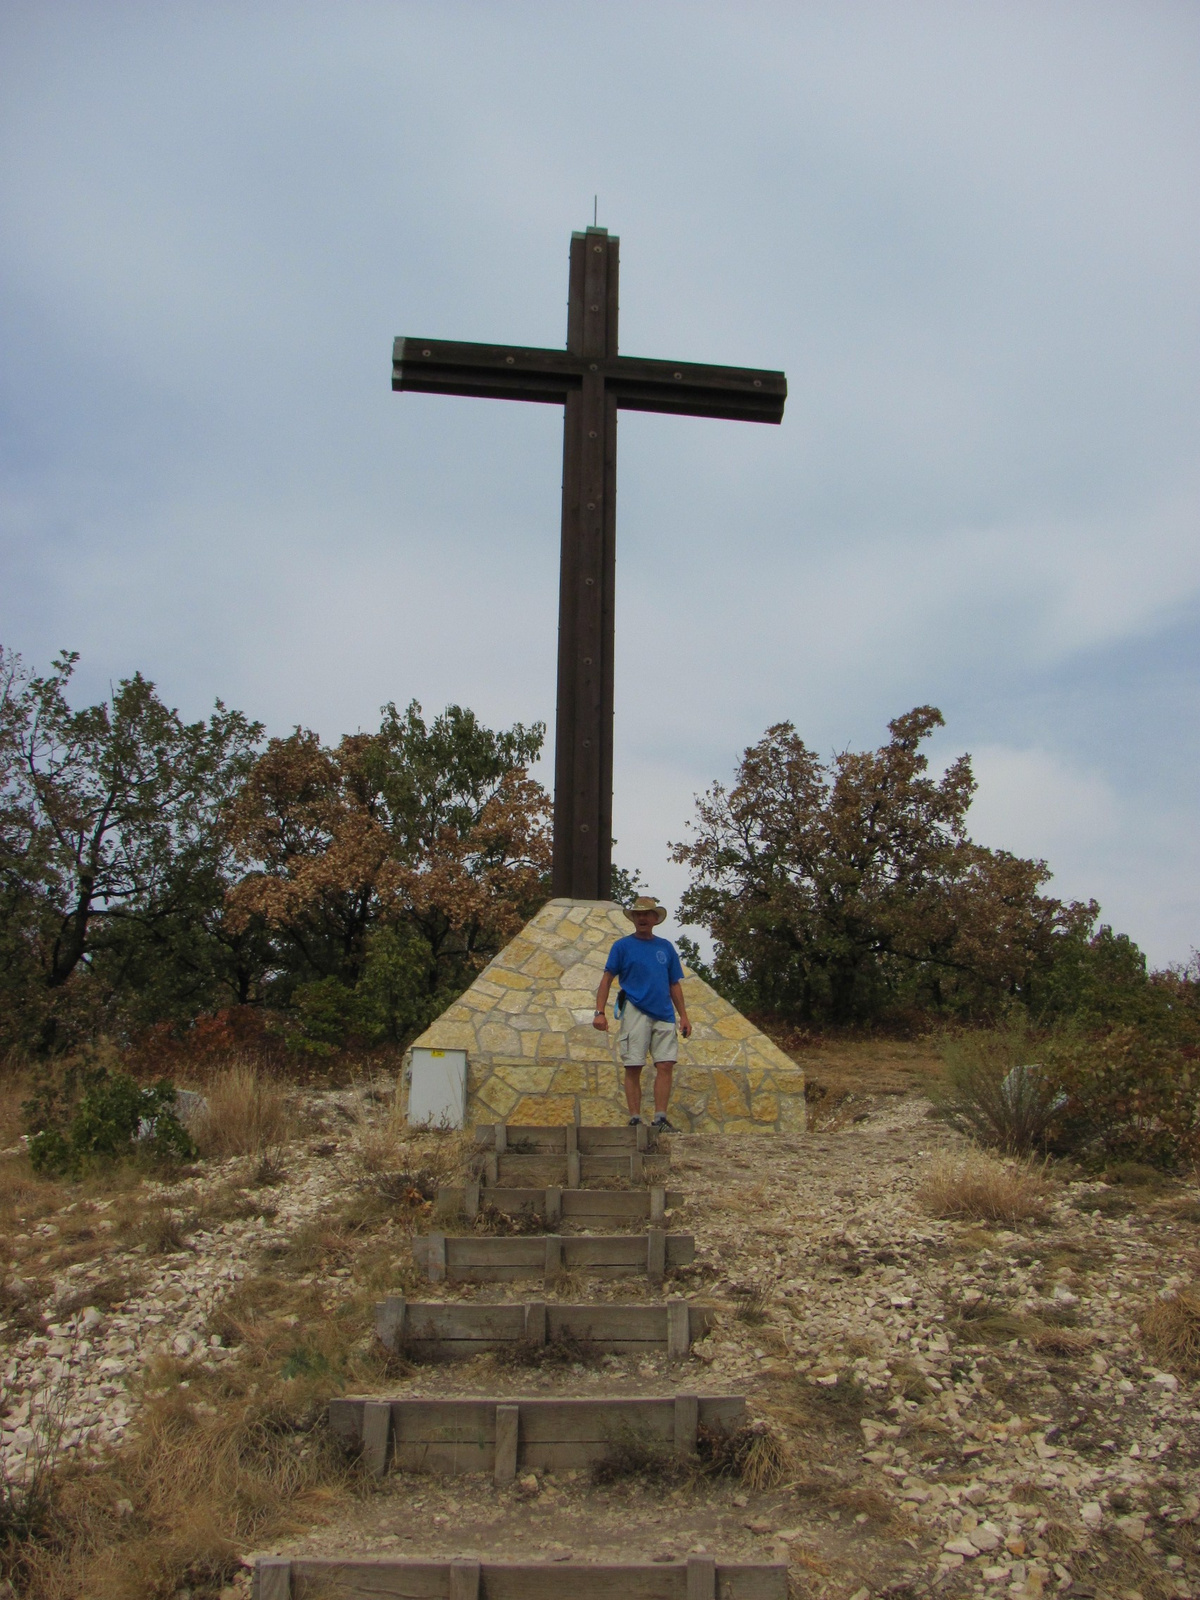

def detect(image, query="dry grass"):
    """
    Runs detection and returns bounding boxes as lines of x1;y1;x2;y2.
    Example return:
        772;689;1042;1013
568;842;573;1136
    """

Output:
589;1416;794;1491
0;1070;30;1150
1029;1325;1094;1357
12;1264;407;1598
1140;1287;1200;1378
918;1150;1055;1226
355;1098;473;1189
188;1062;295;1159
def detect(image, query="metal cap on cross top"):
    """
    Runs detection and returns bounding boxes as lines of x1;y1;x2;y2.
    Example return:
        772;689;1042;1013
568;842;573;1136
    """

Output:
391;226;786;901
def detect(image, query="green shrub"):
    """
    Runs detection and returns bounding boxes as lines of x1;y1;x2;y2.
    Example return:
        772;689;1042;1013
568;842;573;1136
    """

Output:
23;1064;196;1177
937;1017;1200;1170
1046;1026;1200;1170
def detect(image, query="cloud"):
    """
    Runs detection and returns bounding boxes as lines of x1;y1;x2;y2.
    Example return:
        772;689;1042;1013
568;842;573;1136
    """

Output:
0;0;1197;969
967;743;1198;966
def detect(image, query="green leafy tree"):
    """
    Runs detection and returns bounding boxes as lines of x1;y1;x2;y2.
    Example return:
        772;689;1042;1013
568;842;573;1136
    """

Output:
671;707;1096;1025
0;647;264;1047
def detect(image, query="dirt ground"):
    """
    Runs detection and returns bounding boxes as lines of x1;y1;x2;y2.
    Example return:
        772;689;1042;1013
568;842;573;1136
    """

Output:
4;1037;1198;1600
261;1042;1199;1600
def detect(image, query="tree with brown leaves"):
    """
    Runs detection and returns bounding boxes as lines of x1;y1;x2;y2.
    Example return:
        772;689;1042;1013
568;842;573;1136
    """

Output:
225;701;550;1044
671;707;1096;1025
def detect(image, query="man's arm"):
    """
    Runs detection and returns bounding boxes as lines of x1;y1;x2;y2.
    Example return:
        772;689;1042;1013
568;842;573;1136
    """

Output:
669;980;692;1038
593;969;615;1030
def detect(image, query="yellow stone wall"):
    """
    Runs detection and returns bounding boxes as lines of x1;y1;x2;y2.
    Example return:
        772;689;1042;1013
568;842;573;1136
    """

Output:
404;899;805;1135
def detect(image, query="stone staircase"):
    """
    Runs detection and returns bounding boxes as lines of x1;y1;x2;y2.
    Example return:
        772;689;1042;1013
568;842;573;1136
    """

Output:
251;1123;785;1600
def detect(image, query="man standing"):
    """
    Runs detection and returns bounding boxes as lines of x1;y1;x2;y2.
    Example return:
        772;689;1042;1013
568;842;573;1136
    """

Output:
593;896;692;1130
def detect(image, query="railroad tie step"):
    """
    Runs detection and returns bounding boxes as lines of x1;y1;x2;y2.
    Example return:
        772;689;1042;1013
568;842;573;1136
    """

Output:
252;1555;786;1600
475;1123;663;1154
413;1228;692;1286
327;1392;745;1483
442;1183;676;1224
481;1150;663;1187
374;1295;708;1359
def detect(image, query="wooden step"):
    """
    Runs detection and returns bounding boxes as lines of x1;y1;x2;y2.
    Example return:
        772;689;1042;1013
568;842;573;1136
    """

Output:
374;1296;714;1359
328;1391;745;1481
440;1183;682;1225
482;1151;668;1187
475;1123;664;1154
412;1229;693;1286
254;1554;786;1600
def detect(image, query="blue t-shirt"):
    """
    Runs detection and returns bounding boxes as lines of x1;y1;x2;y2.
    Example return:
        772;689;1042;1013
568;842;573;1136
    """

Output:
604;934;684;1023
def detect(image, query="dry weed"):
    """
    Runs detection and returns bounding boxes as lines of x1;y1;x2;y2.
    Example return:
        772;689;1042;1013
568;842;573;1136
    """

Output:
1140;1288;1200;1378
469;1201;549;1236
494;1330;603;1371
730;1283;772;1326
590;1422;677;1485
0;1071;30;1150
121;1197;192;1256
698;1418;795;1490
918;1150;1054;1225
56;1274;141;1316
12;1261;415;1593
190;1184;278;1232
189;1062;295;1159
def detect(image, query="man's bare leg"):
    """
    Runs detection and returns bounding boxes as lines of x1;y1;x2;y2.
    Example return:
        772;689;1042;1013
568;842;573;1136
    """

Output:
653;1061;675;1115
624;1065;645;1117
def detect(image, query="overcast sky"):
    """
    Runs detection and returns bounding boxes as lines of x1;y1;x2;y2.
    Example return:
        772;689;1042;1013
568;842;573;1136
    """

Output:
2;1;1197;964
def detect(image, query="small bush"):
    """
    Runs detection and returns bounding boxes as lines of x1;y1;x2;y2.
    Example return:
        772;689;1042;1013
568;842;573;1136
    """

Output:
189;1061;294;1158
590;1422;678;1485
22;1065;196;1177
1140;1288;1200;1379
935;1019;1066;1154
919;1151;1054;1226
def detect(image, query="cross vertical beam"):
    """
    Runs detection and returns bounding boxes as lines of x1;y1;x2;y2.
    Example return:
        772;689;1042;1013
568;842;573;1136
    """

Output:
391;227;785;902
554;228;619;899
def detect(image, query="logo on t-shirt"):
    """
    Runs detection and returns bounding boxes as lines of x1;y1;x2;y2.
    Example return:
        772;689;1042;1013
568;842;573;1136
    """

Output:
656;950;667;963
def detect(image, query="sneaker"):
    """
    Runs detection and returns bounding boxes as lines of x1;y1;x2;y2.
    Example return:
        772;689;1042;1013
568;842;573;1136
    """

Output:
628;1115;642;1126
652;1113;678;1132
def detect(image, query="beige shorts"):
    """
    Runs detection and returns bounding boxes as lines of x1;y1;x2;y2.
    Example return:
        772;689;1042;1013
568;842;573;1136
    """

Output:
618;1002;679;1067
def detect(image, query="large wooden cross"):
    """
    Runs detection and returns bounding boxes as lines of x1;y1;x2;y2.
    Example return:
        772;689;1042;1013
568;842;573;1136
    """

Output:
392;226;786;900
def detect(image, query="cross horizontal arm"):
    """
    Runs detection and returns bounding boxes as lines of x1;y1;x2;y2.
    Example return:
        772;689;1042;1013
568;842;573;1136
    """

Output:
394;338;577;405
609;355;785;423
393;338;786;424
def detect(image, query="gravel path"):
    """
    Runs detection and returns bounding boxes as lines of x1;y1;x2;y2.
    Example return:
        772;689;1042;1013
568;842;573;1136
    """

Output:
4;1076;1198;1600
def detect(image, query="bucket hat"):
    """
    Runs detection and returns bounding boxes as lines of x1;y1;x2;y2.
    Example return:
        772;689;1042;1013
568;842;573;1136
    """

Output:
623;895;668;925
